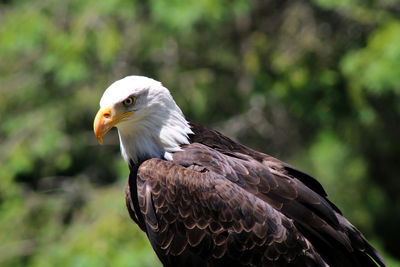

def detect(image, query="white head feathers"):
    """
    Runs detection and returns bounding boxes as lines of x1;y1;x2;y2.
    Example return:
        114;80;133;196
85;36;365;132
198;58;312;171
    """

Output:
100;76;193;164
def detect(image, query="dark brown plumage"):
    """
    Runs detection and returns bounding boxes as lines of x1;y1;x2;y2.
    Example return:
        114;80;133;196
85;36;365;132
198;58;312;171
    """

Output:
125;121;385;267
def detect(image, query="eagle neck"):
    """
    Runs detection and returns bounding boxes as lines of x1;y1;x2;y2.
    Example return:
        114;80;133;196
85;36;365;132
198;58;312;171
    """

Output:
118;128;165;165
117;112;193;165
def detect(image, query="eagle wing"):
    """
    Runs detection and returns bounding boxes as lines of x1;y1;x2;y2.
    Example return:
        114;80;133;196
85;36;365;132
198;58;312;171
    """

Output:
127;141;384;266
134;158;326;267
184;122;385;266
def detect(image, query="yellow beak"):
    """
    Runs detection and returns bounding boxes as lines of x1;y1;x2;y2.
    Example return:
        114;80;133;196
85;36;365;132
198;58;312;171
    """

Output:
93;106;134;145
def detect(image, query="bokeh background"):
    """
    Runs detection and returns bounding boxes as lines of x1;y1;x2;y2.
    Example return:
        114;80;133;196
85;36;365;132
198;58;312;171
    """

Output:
1;0;400;266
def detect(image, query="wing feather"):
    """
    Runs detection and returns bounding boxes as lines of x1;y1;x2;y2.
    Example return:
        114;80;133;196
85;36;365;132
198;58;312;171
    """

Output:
123;121;385;266
170;141;384;266
135;158;326;266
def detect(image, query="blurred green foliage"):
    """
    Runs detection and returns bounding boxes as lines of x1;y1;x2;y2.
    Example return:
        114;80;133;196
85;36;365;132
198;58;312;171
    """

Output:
0;0;399;266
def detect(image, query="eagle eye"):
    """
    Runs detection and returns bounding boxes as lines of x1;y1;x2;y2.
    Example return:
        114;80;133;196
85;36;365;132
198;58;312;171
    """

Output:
122;97;135;107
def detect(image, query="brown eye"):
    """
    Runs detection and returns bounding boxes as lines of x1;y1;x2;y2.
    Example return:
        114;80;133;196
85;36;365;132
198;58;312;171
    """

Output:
122;97;135;107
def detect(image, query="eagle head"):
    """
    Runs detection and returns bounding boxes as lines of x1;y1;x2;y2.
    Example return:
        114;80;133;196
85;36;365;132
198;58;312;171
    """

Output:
93;76;192;164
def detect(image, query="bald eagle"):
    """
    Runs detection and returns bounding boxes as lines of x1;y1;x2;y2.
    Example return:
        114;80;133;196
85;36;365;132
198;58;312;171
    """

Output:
93;76;385;267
